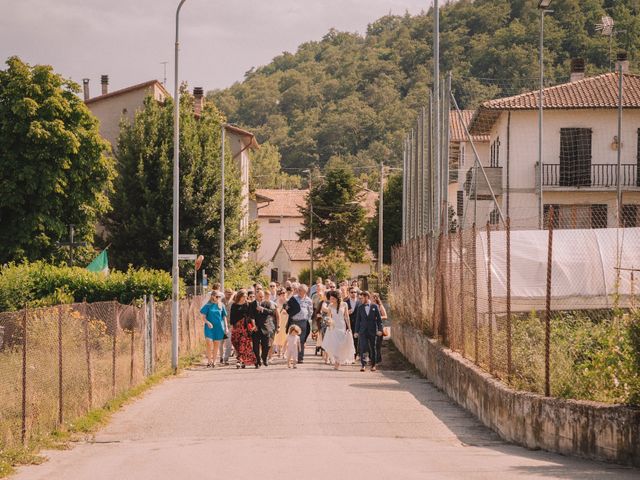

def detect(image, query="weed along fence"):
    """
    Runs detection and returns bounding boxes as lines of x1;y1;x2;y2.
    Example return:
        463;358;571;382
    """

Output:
391;222;640;405
0;296;206;449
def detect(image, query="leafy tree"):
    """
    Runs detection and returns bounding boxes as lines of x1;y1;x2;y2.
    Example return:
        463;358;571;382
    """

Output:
0;56;114;263
298;164;368;262
249;142;301;190
367;173;402;264
105;89;259;278
299;254;351;285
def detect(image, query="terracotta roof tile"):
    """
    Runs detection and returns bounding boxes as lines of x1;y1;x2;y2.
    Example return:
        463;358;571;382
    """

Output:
449;110;490;143
470;72;640;134
276;239;375;262
84;80;169;104
255;189;307;217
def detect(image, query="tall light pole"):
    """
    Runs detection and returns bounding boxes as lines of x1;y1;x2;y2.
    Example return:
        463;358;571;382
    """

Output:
538;0;552;229
171;0;188;372
303;169;313;285
433;0;440;235
378;162;384;277
220;124;226;289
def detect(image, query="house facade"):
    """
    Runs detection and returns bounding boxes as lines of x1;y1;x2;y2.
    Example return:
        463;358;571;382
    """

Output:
459;68;640;230
270;239;372;283
85;77;170;153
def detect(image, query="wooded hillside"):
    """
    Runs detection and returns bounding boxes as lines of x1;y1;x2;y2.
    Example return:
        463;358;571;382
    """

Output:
209;0;639;172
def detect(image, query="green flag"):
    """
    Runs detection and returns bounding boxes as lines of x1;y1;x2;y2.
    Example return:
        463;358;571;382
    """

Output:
87;249;109;274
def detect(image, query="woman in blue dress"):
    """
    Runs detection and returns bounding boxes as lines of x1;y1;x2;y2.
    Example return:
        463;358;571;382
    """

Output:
200;291;228;368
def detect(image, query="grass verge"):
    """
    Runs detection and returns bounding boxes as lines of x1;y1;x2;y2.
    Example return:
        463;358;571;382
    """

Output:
0;353;200;478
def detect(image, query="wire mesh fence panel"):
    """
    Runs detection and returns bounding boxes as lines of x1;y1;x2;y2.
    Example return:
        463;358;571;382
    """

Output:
0;296;205;450
0;310;24;447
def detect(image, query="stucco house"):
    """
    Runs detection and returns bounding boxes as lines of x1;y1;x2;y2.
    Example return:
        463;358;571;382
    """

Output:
270;239;373;283
84;76;170;153
460;61;640;230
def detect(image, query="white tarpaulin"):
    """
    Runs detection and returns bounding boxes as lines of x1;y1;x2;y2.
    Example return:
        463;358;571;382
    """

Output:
475;227;640;313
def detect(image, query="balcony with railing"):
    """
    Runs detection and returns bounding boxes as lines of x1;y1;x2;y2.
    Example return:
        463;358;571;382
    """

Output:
541;163;639;189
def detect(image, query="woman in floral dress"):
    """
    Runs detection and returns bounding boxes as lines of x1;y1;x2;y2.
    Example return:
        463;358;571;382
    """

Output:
229;289;256;368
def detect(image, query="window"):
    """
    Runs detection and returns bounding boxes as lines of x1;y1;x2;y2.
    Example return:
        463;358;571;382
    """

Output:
490;137;501;167
268;218;281;224
591;204;607;229
543;204;607;229
489;208;500;225
560;128;592;187
457;191;464;217
460;144;465;167
622;205;638;228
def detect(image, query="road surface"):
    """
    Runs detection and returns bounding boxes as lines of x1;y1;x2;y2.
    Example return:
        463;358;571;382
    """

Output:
13;342;639;480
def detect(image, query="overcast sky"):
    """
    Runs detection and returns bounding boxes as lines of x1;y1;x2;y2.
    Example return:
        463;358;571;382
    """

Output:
1;0;429;96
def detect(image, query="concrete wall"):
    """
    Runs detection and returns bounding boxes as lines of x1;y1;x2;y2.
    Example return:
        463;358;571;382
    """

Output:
392;321;640;467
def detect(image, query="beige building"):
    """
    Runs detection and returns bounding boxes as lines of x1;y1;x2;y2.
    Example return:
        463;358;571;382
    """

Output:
250;188;378;279
461;67;640;230
84;76;170;153
271;239;373;283
225;125;259;234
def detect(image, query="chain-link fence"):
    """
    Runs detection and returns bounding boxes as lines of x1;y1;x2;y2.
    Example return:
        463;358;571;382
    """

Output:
0;296;205;449
391;219;640;405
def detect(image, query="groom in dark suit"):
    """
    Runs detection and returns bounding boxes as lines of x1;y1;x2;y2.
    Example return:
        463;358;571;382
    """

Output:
345;287;361;358
353;291;383;372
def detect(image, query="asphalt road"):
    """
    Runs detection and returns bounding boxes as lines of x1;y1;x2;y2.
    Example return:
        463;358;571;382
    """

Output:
13;342;639;480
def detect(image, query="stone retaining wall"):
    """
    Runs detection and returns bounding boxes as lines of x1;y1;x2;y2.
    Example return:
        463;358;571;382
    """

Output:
392;322;640;467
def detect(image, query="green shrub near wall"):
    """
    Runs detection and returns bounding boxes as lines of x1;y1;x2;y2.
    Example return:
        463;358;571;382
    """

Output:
0;262;177;311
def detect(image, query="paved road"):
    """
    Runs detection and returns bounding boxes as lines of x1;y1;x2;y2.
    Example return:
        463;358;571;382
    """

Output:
13;343;639;480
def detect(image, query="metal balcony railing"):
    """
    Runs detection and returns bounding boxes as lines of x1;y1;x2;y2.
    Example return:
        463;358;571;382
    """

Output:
542;163;638;188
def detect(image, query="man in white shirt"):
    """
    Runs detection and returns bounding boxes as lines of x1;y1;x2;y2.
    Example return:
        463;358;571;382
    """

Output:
287;284;314;363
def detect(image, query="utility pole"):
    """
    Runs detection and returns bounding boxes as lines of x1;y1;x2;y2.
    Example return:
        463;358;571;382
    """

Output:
303;169;314;285
57;225;87;267
378;161;384;277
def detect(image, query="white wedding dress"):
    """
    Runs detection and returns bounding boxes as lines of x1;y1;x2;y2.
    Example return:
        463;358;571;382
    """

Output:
321;302;355;365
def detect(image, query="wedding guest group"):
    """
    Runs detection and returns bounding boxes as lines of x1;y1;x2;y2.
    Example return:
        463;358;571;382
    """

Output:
199;278;388;371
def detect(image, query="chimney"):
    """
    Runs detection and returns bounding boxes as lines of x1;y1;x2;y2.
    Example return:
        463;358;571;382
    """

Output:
193;87;204;117
570;58;585;82
101;75;109;95
616;52;629;73
82;78;90;101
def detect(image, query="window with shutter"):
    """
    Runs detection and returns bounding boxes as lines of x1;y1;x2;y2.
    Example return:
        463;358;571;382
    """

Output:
560;128;592;187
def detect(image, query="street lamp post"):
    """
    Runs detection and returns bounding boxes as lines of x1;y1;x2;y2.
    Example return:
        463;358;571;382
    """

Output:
171;0;188;373
378;162;384;277
538;0;552;229
220;125;226;289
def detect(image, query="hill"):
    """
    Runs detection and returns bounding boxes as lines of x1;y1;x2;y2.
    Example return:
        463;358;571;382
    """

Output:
209;0;639;173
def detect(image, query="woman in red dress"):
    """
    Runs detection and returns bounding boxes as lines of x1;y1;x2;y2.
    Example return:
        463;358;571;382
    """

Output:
229;289;256;368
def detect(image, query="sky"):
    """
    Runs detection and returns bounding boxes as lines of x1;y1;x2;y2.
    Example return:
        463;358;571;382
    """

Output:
1;0;430;96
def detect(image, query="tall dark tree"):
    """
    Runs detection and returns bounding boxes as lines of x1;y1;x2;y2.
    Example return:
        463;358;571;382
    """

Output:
368;173;403;265
0;56;114;263
105;90;259;277
298;164;368;262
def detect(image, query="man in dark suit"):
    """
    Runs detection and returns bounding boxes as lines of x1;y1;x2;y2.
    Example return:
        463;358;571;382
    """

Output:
248;289;276;368
345;287;361;358
354;291;383;372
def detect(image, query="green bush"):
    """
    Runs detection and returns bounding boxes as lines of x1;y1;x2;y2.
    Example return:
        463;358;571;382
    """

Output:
299;254;352;285
0;261;176;311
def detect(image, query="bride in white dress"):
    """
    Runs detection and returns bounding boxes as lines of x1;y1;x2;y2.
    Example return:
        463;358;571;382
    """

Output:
321;290;355;370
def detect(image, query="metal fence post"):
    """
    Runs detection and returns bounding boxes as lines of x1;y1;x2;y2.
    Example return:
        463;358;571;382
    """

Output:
486;222;494;374
545;207;555;397
472;223;479;364
58;306;63;426
130;325;135;386
83;301;93;409
459;228;465;357
506;217;512;379
112;301;118;397
448;234;453;349
21;306;27;445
